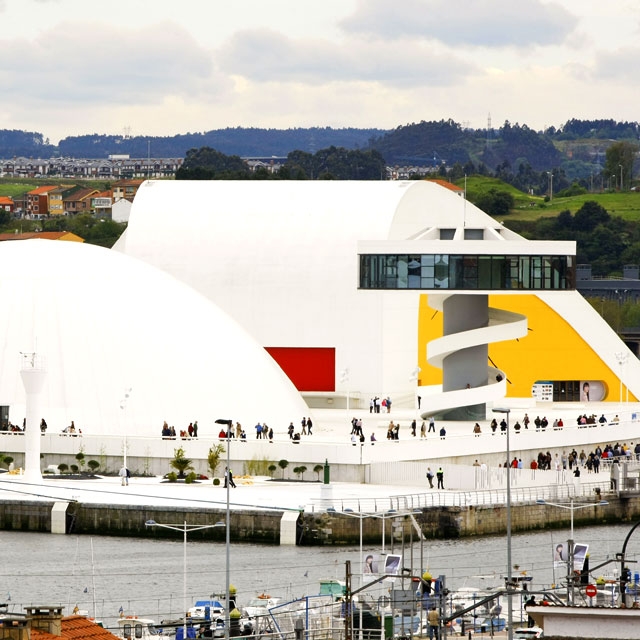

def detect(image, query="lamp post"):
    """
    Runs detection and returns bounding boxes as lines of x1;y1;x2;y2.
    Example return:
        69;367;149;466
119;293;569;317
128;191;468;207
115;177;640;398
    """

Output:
410;367;421;429
493;407;512;640
615;352;628;420
340;368;350;417
119;388;132;470
536;499;608;605
145;519;225;640
620;164;624;191
215;418;233;640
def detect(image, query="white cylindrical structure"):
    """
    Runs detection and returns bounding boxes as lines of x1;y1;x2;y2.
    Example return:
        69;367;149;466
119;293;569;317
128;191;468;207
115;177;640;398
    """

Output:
20;354;46;482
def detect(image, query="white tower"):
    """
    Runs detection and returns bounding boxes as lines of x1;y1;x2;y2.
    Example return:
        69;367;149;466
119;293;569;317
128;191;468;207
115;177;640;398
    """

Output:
20;352;46;482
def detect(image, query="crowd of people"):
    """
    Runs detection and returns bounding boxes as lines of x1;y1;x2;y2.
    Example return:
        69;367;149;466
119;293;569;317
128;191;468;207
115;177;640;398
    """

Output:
369;396;392;413
498;440;640;472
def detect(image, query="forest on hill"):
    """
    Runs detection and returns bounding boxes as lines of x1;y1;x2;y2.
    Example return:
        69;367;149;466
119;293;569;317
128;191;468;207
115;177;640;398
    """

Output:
1;118;638;178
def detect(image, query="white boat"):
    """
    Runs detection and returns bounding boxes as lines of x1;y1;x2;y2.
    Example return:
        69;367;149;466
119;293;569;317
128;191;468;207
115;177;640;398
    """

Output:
188;599;225;621
117;617;173;639
242;594;282;619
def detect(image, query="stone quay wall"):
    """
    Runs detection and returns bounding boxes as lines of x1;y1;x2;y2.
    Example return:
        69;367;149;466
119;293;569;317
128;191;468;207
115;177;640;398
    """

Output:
2;495;640;545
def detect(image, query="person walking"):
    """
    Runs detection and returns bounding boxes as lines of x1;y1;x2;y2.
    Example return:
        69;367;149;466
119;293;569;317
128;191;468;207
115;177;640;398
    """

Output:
119;465;129;486
288;422;295;439
427;606;440;640
436;467;444;490
301;417;307;435
224;466;236;489
411;419;417;437
428;417;435;433
420;421;426;439
306;417;313;435
426;467;434;489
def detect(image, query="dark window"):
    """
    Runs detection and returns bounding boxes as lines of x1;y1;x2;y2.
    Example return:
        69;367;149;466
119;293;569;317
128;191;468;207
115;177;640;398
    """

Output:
359;254;575;291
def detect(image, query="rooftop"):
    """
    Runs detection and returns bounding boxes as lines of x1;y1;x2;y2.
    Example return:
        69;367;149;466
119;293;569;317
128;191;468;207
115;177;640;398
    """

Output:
30;615;119;640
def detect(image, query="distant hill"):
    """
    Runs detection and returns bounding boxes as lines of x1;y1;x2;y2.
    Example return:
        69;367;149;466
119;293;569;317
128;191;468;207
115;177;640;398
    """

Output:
0;118;638;176
369;119;563;171
57;127;387;159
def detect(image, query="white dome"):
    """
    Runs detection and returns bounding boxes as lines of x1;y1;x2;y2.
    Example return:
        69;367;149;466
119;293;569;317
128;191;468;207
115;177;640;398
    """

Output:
0;239;309;435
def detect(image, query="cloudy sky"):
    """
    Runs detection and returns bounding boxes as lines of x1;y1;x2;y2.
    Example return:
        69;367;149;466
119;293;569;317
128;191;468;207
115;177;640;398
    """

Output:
0;0;637;141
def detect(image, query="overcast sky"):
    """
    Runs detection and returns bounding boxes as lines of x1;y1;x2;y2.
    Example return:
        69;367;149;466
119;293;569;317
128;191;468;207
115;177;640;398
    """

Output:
0;0;637;141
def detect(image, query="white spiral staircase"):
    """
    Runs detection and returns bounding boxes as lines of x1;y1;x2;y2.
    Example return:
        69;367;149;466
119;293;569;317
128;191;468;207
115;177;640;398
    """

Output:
421;294;528;417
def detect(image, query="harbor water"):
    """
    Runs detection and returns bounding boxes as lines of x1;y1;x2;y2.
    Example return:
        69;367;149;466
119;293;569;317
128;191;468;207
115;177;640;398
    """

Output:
2;523;639;632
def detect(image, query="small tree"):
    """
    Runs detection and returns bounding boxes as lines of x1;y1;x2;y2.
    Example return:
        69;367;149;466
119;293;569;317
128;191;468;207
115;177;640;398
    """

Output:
170;447;194;478
207;444;225;481
75;451;86;471
268;464;277;477
314;464;323;481
57;463;68;474
87;460;100;473
298;465;307;481
278;459;289;479
293;466;301;479
70;464;79;474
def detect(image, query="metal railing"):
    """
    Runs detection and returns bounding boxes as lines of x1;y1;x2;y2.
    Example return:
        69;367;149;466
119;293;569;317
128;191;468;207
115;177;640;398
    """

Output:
311;480;612;513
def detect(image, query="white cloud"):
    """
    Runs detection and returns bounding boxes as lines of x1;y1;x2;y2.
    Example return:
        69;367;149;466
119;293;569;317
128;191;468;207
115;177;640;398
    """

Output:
0;21;228;105
341;0;578;47
591;47;640;81
218;28;476;87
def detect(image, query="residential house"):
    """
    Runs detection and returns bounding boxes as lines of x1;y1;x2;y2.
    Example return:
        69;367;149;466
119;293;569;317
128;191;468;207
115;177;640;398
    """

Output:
47;185;77;216
112;197;132;222
0;231;84;243
112;179;144;202
26;185;57;218
0;196;14;213
0;605;119;640
90;190;113;217
63;187;100;214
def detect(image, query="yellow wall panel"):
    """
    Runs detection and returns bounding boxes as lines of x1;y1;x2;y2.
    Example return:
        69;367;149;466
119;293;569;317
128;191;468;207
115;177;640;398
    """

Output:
417;293;636;402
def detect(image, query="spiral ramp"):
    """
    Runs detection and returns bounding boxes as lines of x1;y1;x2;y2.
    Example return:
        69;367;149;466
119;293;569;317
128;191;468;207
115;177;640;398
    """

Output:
421;294;528;419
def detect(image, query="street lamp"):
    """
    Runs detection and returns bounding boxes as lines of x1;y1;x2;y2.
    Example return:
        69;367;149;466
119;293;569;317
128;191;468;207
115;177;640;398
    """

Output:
215;418;233;640
536;499;608;604
339;368;350;416
493;407;512;640
620;164;624;191
615;351;629;415
145;519;225;640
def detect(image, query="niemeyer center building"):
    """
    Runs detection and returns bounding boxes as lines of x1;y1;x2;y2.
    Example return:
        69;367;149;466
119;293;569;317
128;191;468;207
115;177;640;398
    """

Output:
115;179;640;420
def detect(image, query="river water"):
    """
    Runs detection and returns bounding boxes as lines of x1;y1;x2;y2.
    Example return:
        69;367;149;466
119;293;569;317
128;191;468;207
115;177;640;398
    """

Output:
2;523;638;631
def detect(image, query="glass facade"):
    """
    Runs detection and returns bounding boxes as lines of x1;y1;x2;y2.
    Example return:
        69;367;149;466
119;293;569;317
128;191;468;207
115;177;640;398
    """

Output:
359;254;575;290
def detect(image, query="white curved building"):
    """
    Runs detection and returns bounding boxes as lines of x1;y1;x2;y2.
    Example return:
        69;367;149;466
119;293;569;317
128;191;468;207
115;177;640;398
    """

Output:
116;180;640;414
0;240;308;435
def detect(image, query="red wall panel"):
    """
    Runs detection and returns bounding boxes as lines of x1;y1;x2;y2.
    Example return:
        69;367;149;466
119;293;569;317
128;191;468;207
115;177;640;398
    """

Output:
265;347;335;392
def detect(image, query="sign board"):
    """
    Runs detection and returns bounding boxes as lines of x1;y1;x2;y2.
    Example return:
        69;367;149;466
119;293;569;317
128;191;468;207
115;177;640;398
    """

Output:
532;382;553;402
585;584;597;597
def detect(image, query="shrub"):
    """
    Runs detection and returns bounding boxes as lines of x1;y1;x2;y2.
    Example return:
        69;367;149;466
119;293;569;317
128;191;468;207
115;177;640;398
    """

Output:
70;464;79;474
278;459;289;479
268;464;277;477
170;447;194;478
246;456;273;476
57;463;68;474
87;460;100;472
167;471;178;483
185;471;197;484
213;477;221;486
3;456;13;467
207;444;225;478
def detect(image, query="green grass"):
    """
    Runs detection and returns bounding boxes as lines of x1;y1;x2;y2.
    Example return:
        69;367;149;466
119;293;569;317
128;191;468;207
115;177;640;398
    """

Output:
0;176;111;193
0;183;37;198
455;175;640;223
